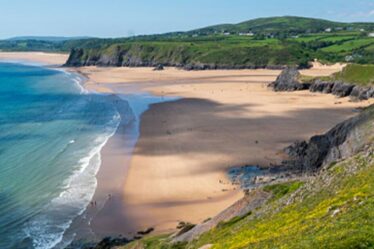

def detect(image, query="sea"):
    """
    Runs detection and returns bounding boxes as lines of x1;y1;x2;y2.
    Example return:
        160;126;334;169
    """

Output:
0;62;122;249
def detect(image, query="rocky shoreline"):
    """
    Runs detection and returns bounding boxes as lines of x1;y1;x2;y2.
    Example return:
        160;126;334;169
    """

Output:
269;67;374;100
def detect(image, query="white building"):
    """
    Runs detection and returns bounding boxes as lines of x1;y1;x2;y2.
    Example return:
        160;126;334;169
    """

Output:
368;33;374;37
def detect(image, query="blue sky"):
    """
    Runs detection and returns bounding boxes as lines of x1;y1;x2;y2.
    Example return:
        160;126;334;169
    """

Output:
0;0;374;39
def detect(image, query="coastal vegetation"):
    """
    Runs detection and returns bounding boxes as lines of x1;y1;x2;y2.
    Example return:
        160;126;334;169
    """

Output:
298;64;374;94
121;143;374;249
322;64;374;86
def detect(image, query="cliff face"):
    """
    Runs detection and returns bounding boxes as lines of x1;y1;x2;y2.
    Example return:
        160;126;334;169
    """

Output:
270;68;374;100
284;105;374;172
63;43;308;70
310;80;374;100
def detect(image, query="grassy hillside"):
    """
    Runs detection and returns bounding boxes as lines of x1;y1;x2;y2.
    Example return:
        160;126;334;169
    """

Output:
191;16;374;35
122;146;374;249
332;64;374;86
301;64;374;87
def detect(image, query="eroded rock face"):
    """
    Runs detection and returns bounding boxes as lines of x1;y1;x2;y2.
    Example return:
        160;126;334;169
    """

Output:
309;80;374;100
350;86;374;100
309;80;335;93
331;82;354;97
283;105;374;172
268;67;310;92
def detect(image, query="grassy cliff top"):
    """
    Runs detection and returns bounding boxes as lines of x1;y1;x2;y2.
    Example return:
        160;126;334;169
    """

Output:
300;64;374;86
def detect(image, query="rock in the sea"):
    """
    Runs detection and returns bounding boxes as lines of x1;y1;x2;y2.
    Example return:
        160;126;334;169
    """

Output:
153;64;165;71
269;67;309;92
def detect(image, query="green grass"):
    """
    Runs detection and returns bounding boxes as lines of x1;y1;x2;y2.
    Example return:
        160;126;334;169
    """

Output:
263;181;304;201
122;147;374;249
300;64;374;87
321;38;374;53
331;64;374;86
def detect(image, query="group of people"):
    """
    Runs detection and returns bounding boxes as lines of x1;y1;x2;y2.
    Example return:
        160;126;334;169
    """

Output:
90;194;113;208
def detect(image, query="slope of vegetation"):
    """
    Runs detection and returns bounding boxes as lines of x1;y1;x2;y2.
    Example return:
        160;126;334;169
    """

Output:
301;64;374;87
122;146;374;249
332;64;374;86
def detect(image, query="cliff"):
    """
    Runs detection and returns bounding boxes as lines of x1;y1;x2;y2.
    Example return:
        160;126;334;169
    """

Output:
63;42;309;70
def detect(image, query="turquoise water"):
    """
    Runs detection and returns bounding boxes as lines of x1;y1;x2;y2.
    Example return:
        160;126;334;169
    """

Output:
0;63;120;248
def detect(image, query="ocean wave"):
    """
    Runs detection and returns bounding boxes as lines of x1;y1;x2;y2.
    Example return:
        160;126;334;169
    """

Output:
23;113;120;249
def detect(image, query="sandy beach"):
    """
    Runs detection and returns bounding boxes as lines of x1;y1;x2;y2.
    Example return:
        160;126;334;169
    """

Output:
1;52;372;237
76;65;372;235
0;52;68;66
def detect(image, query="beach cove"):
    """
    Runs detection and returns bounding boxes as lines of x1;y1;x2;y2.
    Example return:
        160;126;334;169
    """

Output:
0;52;372;246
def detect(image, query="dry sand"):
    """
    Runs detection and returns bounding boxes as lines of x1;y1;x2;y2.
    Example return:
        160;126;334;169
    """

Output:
1;52;371;236
0;52;68;66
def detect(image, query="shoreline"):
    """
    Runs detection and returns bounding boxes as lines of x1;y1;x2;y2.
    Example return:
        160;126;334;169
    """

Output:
1;52;373;245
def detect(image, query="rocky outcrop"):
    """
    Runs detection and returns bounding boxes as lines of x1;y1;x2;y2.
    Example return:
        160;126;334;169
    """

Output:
268;68;310;91
331;82;354;97
309;79;374;100
310;80;355;97
283;105;374;172
350;86;374;100
309;80;334;93
153;64;164;71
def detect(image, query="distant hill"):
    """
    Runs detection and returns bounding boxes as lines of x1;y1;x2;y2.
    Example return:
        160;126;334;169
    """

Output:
1;16;374;68
190;16;374;35
6;36;93;42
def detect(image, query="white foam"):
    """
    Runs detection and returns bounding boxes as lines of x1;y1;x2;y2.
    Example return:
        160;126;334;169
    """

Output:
23;113;120;249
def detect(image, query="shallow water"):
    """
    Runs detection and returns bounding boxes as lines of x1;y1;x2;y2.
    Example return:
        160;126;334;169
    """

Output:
0;63;120;248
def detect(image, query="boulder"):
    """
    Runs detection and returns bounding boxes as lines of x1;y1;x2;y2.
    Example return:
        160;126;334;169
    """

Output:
309;80;335;93
153;64;165;71
331;82;354;97
268;67;309;92
350;86;372;100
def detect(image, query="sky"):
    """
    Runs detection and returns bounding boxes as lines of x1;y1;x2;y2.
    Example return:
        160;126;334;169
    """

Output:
0;0;374;39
